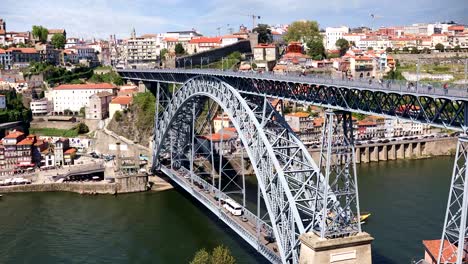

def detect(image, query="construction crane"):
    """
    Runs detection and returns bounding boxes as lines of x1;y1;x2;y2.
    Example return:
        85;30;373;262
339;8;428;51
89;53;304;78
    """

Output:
243;14;261;30
370;13;383;31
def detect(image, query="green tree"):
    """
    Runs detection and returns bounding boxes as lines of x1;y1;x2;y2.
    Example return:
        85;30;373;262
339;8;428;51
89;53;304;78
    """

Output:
253;24;273;44
385;47;393;53
422;47;430;54
74;123;89;134
79;107;85;117
435;43;444;52
283;20;321;43
190;245;236;264
410;47;419;54
402;47;409;53
307;40;325;59
454;45;461;52
335;38;349;56
160;48;168;60
190;249;210;264
175;43;185;56
51;33;66;49
367;47;373;51
32;25;48;43
211;245;236;264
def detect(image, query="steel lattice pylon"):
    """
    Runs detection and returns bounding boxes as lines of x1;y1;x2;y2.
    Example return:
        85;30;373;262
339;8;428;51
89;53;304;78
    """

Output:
438;136;468;264
318;110;361;238
149;76;361;264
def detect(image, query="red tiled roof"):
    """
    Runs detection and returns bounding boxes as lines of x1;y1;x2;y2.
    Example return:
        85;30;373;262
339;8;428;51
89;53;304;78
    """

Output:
4;131;24;139
7;47;37;54
111;96;133;105
448;25;464;31
255;44;276;48
64;148;77;154
189;37;222;44
17;137;35;146
54;83;115;90
200;133;235;142
48;29;65;34
163;37;178;42
286;112;310;118
423;239;458;263
0;48;5;54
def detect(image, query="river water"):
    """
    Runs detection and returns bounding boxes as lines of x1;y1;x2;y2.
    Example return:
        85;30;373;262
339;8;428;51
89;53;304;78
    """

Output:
0;157;454;264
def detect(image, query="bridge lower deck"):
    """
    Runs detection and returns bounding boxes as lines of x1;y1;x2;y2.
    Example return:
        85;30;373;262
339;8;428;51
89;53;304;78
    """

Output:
160;165;282;263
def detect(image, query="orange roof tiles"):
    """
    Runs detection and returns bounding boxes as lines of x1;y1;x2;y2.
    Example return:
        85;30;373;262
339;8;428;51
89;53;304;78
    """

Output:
4;131;24;139
111;96;133;105
189;37;222;44
200;133;236;142
55;83;115;90
17;137;35;146
7;47;37;54
287;112;310;118
64;148;77;154
423;239;458;263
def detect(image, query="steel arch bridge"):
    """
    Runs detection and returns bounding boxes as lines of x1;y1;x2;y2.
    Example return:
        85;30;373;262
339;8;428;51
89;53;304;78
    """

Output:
151;76;360;263
118;68;468;132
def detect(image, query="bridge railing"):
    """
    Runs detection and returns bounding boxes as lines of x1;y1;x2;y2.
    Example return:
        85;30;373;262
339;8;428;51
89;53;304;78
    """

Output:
126;68;467;98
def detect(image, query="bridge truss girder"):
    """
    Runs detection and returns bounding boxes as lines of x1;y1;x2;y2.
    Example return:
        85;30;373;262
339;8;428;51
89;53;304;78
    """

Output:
151;76;360;263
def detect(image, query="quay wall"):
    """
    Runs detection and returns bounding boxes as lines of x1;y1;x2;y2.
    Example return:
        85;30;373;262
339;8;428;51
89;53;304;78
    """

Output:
310;138;457;164
0;175;148;195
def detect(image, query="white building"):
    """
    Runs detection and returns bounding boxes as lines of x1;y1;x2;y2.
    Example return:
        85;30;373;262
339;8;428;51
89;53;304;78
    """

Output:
126;32;161;66
0;94;5;109
109;96;133;120
325;26;349;50
30;98;51;115
52;83;116;115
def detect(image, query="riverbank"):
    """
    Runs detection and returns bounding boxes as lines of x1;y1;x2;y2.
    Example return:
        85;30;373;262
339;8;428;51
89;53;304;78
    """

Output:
0;174;173;195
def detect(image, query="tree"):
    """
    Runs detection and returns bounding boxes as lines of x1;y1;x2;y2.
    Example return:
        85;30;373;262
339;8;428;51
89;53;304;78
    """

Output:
74;123;89;134
174;43;185;56
79;107;85;117
454;45;461;52
190;249;210;264
410;47;419;54
402;47;409;52
253;24;273;44
160;48;168;60
211;245;236;264
335;38;349;56
306;40;325;60
51;34;66;49
422;47;431;54
367;47;373;51
385;47;393;53
435;43;444;52
283;20;321;43
190;245;236;264
32;25;48;43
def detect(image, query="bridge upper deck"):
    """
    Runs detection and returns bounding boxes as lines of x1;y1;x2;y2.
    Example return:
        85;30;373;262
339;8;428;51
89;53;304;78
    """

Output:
118;68;468;131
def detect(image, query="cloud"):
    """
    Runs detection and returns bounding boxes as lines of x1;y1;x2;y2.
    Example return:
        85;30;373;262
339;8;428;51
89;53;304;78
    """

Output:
1;0;467;39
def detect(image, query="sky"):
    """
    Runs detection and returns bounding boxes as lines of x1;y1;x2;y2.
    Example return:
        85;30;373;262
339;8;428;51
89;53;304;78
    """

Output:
0;0;467;39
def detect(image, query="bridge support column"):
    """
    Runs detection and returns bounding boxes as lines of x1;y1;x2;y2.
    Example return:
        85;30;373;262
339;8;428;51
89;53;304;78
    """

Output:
355;148;361;164
299;232;373;264
379;145;388;161
388;144;396;160
397;144;405;159
437;136;468;264
406;143;414;158
370;146;379;162
415;142;422;157
362;147;370;163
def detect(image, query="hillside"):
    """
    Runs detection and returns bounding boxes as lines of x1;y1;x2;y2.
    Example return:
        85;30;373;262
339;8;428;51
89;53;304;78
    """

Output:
107;92;155;146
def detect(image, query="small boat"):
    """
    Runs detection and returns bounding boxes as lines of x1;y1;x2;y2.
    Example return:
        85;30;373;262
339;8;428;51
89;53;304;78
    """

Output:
360;212;371;222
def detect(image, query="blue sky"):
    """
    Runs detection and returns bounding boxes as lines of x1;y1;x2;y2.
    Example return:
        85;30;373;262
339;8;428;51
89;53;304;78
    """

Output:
1;0;467;39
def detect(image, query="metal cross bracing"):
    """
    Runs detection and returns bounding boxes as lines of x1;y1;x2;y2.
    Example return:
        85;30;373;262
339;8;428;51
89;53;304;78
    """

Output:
118;68;468;131
318;110;361;238
150;75;359;264
438;136;468;264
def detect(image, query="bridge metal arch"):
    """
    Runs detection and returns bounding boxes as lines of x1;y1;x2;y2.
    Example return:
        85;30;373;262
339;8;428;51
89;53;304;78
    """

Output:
152;76;342;263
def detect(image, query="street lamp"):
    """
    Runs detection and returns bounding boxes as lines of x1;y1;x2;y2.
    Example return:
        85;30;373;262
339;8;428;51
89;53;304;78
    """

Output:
416;58;420;92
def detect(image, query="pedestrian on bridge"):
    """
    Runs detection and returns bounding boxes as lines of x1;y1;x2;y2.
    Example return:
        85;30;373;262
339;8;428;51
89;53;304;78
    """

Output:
443;83;449;95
